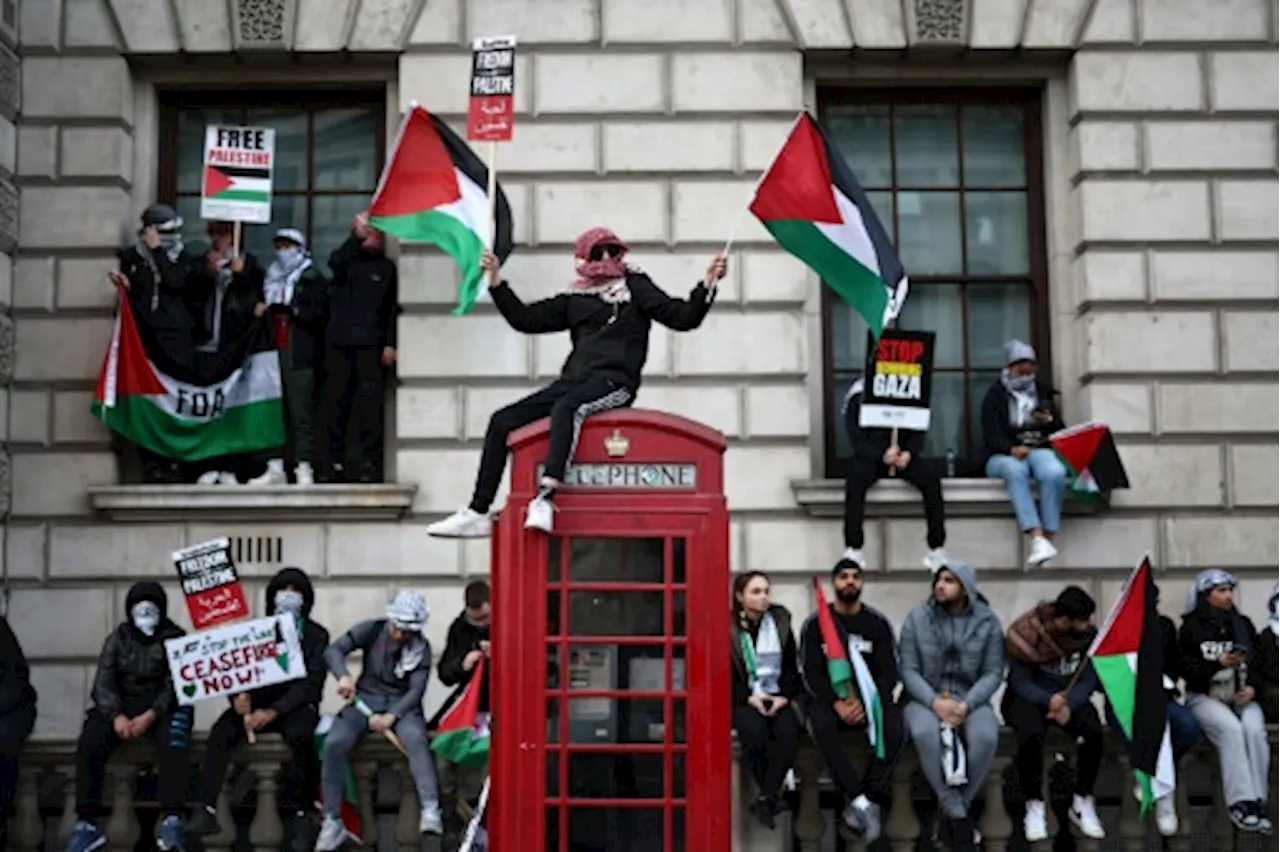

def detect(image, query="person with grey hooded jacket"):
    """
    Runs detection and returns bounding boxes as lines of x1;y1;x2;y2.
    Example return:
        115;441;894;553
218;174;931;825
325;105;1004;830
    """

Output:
899;561;1004;850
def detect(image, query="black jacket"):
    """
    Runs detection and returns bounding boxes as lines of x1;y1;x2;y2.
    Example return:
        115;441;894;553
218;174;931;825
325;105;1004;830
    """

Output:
1158;614;1182;699
843;390;925;460
799;603;899;711
326;236;399;348
730;605;801;707
979;379;1064;462
92;582;185;720
428;613;490;730
1178;602;1261;697
490;272;714;391
117;244;203;363
270;266;329;368
189;253;266;353
246;568;330;716
1255;626;1278;723
0;616;36;740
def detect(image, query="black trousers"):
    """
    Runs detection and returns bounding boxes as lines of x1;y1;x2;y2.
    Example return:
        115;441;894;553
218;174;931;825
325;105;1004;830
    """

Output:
198;706;319;811
1003;693;1104;799
733;704;800;800
76;707;193;820
0;708;34;822
807;699;905;807
320;346;385;474
843;454;946;549
469;377;633;513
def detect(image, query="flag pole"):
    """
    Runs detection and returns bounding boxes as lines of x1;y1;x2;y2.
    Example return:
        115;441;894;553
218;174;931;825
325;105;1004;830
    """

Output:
486;141;499;249
716;109;809;263
232;221;242;260
459;775;490;852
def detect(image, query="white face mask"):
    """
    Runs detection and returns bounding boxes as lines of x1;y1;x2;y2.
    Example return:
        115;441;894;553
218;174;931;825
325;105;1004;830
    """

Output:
275;589;305;616
131;601;161;637
275;246;303;268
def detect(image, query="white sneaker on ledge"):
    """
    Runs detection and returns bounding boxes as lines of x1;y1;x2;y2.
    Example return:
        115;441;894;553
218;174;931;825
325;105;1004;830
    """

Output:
841;547;866;569
1069;793;1105;839
426;508;492;539
525;493;555;533
1026;536;1058;567
314;814;346;852
923;547;949;573
1154;793;1178;836
216;471;238;485
196;471;221;486
248;459;287;485
419;801;443;835
294;461;315;486
1024;799;1048;842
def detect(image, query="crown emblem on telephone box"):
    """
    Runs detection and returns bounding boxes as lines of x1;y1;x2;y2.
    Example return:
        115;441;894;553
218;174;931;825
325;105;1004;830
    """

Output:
604;429;630;458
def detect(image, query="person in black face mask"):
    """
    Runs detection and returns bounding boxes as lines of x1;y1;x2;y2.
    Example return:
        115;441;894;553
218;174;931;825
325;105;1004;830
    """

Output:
800;557;904;844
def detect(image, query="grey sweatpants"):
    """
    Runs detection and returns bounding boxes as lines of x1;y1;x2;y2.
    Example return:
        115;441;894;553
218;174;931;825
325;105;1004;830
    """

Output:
1186;694;1270;807
322;706;439;816
904;701;1000;819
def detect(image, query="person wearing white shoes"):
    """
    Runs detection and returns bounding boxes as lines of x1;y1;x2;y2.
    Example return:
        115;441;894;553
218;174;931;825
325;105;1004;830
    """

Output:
841;379;948;572
249;228;328;487
1003;587;1106;842
980;340;1067;568
426;228;725;539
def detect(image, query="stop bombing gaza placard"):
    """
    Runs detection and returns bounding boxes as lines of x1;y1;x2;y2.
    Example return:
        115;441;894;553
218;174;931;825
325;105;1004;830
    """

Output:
858;329;936;432
166;615;306;706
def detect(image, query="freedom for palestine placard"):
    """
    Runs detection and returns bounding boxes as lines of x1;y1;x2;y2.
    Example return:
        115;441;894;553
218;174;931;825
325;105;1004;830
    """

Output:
172;538;250;630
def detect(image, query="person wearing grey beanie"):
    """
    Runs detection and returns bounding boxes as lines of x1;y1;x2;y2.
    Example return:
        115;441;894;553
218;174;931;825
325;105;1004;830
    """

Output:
978;340;1067;567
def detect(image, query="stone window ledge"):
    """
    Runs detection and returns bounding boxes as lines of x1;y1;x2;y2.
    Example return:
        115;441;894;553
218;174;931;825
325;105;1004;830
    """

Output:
791;478;1104;518
88;484;418;522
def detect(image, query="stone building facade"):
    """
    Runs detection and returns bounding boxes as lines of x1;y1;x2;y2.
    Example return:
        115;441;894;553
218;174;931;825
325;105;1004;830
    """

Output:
1;0;1276;743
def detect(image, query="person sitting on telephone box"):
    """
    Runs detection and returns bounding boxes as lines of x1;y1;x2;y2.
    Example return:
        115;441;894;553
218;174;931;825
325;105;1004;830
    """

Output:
187;567;331;848
317;592;442;852
426;228;727;539
980;340;1067;568
248;228;330;487
64;583;193;852
430;580;492;851
841;377;948;573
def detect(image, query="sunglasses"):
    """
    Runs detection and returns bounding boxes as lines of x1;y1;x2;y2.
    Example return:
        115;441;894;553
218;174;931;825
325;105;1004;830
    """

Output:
588;244;622;262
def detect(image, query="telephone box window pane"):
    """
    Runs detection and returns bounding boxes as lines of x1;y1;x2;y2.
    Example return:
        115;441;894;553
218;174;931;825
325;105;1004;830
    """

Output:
550;698;685;745
567;753;667;798
557;537;666;583
568;591;665;636
670;591;687;638
565;807;666;852
672;754;686;798
671;537;686;584
671;808;686;852
547;644;686;692
547;588;562;636
547;699;561;743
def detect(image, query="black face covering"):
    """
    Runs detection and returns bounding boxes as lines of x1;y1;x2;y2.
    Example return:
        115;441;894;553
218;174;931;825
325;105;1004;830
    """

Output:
837;586;861;604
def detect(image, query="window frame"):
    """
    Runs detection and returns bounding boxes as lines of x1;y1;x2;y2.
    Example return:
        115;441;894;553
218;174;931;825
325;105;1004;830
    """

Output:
817;86;1051;479
156;87;388;260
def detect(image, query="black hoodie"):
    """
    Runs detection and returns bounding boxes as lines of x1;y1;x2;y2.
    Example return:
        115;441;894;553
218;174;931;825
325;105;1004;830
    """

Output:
428;612;490;730
92;582;185;720
248;567;330;716
0;616;36;739
325;236;399;349
1178;598;1261;698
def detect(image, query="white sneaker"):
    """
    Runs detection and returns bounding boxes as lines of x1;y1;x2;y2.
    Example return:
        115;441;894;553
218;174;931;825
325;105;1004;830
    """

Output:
248;459;287;485
841;547;866;569
1154;794;1177;836
426;507;492;539
1024;799;1048;842
314;814;346;852
525;493;555;533
419;801;443;835
295;461;315;486
923;547;949;572
196;470;221;486
216;471;238;485
1026;536;1058;567
1069;794;1105;839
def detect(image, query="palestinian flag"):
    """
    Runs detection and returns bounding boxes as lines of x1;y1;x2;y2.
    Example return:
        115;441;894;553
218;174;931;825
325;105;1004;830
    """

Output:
1088;556;1175;815
1050;421;1129;501
369;104;514;316
91;286;285;461
750;113;909;338
431;655;491;767
314;715;363;844
203;163;271;205
811;578;884;759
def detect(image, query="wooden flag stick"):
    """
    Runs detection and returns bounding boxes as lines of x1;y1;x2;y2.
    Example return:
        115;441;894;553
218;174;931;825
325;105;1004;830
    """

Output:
486;141;499;250
232;220;242;259
888;427;899;477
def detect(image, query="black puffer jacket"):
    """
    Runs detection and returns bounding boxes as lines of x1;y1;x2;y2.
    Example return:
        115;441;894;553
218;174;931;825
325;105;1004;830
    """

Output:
92;582;185;720
247;567;330;716
326;236;399;349
490;271;714;391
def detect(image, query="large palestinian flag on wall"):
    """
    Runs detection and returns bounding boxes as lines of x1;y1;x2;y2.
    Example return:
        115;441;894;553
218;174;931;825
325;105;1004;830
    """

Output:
91;287;285;461
369;104;515;317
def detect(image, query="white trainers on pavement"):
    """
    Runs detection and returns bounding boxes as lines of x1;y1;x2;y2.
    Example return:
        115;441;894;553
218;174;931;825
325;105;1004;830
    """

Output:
295;461;315;486
1026;536;1058;567
426;508;493;539
1024;799;1048;842
923;547;949;572
1069;794;1105;839
419;802;443;835
249;459;287;485
841;547;866;569
525;493;555;533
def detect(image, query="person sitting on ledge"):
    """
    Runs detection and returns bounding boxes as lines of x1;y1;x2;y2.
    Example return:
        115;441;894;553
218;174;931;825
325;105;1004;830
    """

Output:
426;229;726;538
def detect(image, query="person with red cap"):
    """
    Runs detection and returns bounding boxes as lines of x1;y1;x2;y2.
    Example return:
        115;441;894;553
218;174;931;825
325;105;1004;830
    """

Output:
428;227;726;537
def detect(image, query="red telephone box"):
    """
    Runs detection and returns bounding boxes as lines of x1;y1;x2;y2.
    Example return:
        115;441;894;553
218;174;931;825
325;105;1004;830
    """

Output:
490;408;731;852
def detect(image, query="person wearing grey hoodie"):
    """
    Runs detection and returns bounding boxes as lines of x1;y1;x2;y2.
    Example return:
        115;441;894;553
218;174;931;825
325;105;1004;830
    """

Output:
899;561;1004;850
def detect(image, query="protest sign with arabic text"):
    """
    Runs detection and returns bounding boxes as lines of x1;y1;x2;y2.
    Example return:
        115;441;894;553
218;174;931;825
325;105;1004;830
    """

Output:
172;538;250;630
467;35;517;141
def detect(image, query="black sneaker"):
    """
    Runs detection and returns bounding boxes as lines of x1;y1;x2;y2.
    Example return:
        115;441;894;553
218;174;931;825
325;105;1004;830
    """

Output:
185;807;221;837
749;795;776;830
1230;801;1261;832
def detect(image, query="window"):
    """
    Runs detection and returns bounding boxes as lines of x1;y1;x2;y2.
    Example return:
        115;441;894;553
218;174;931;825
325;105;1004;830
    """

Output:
158;89;386;274
820;89;1048;478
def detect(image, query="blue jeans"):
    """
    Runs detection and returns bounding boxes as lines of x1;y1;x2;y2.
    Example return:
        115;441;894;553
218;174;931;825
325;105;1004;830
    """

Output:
984;448;1067;533
1105;699;1202;762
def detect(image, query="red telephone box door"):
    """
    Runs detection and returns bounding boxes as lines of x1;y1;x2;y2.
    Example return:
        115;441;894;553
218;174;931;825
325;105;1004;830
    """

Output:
491;411;731;852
